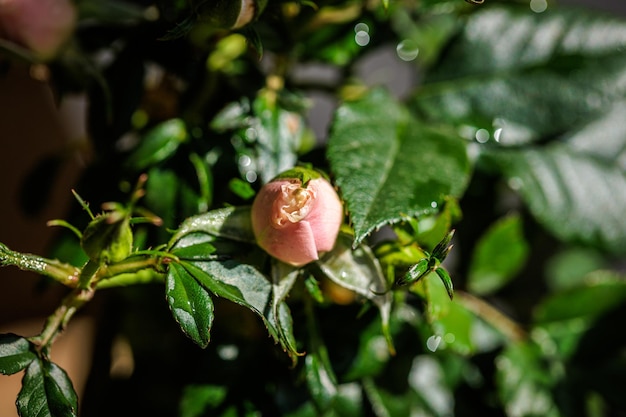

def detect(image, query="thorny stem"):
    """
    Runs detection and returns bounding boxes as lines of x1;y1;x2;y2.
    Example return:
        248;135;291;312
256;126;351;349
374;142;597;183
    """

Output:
27;254;170;355
29;286;95;356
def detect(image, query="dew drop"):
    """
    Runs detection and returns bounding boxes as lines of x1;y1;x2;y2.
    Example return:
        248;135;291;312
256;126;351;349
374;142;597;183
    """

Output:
245;170;258;183
217;344;239;360
530;0;547;13
355;31;370;47
475;128;490;143
245;127;257;141
508;177;523;190
426;335;442;352
493;127;503;142
238;154;251;167
396;39;419;62
354;22;369;34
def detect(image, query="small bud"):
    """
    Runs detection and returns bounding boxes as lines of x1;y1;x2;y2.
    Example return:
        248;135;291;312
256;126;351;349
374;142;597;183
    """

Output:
251;170;343;266
0;0;76;60
81;213;133;264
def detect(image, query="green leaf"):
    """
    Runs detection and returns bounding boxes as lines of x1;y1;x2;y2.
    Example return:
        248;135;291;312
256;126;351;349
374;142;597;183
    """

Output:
228;178;256;200
495;342;560;417
166;262;214;348
179;384;228;417
534;273;626;325
226;92;308;184
467;214;529;295
125;119;188;171
486;145;626;254
328;89;470;246
317;233;394;352
170;206;256;247
304;345;338;412
17;358;79;417
271;261;302;357
171;234;299;361
414;274;488;355
342;306;411;381
0;334;36;375
544;247;606;291
413;6;626;145
435;267;454;300
362;376;440;417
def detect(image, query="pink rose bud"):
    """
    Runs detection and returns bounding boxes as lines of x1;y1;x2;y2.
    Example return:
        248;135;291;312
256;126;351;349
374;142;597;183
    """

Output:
251;168;343;266
0;0;77;60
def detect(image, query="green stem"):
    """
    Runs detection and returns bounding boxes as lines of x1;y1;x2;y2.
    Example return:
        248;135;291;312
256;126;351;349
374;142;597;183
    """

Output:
29;286;95;355
27;254;169;353
0;243;80;288
455;291;527;343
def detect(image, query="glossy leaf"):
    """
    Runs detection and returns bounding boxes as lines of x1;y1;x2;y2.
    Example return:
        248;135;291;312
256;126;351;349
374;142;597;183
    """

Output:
0;334;36;375
171;234;299;361
414;6;626;145
317;233;394;352
486;145;626;254
17;359;78;417
467;214;529;295
166;262;214;348
170;206;256;246
328;89;470;246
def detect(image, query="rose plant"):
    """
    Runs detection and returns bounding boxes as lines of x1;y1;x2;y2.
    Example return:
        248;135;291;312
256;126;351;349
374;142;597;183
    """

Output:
2;0;626;416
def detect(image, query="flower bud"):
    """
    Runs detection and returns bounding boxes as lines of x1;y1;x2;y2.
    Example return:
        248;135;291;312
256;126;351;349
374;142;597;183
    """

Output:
251;169;343;266
0;0;76;60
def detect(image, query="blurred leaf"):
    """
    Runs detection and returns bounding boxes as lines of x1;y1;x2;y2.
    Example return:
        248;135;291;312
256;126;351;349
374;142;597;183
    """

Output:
17;359;78;417
390;8;460;67
189;152;213;212
495;341;560;417
413;6;626;145
486;145;626;254
413;198;462;251
0;334;36;375
78;0;149;23
167;262;214;348
544;247;606;291
534;273;626;325
343;306;416;381
228;178;256;200
413;274;499;355
228;92;308;184
304;343;338;412
362;376;437;417
328;88;471;246
317;233;394;352
125;119;188;171
179;384;228;417
467;214;529;295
